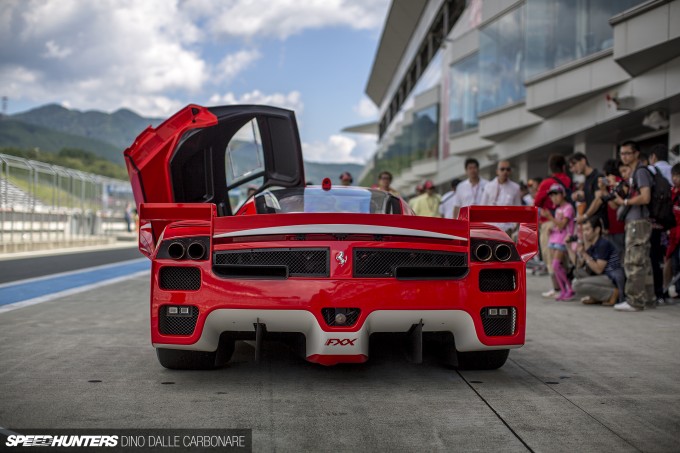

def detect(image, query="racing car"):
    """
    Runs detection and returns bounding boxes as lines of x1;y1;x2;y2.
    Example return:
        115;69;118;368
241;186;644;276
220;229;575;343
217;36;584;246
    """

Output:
124;104;537;370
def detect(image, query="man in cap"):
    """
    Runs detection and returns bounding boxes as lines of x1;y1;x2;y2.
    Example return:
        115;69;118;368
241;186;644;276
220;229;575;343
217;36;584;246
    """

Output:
409;180;441;217
339;171;353;186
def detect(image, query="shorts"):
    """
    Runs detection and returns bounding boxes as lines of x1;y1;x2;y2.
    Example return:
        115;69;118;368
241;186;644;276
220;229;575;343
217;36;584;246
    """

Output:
548;242;567;252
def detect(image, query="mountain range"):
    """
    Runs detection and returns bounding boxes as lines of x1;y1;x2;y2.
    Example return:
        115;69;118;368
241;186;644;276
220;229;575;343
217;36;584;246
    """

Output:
0;104;363;182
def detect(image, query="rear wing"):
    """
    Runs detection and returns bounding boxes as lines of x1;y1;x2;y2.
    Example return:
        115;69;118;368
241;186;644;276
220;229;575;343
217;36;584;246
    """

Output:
459;205;538;262
136;202;537;263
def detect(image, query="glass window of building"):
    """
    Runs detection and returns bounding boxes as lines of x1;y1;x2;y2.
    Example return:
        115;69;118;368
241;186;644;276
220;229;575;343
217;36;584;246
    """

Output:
525;0;646;78
478;5;525;114
449;53;479;135
412;105;439;161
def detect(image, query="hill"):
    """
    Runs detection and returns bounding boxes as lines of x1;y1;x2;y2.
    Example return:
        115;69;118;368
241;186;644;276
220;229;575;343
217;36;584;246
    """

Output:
3;104;366;182
0;119;123;164
11;104;161;151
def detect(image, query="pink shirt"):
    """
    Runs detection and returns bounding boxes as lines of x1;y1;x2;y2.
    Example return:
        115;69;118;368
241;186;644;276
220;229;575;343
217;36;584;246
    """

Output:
549;203;575;244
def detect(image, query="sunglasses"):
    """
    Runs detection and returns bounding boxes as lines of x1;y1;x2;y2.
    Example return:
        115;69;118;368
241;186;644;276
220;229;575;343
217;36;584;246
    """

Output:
499;167;511;172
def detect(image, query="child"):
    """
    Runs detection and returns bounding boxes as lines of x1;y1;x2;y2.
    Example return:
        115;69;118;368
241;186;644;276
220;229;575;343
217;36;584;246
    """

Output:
543;184;576;300
664;163;680;298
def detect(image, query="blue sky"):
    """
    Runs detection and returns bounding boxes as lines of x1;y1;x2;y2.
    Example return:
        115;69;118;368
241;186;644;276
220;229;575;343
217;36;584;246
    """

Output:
0;0;390;163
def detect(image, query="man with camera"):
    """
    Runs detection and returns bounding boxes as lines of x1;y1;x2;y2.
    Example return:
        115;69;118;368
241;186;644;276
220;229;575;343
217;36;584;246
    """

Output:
613;141;654;312
567;217;624;306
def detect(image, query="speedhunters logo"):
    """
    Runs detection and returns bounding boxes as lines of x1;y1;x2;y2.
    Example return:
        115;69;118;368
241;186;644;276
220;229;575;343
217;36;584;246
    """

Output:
2;429;252;452
6;435;118;447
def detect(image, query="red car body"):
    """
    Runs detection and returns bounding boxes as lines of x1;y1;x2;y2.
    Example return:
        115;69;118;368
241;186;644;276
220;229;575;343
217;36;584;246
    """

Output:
125;104;538;369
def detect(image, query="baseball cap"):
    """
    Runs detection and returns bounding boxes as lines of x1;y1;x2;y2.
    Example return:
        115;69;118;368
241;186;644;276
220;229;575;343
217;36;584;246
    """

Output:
548;183;565;195
339;171;353;182
424;180;435;190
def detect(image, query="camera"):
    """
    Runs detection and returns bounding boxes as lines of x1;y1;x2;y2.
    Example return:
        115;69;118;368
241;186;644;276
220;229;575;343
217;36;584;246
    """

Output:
601;180;629;202
565;235;578;243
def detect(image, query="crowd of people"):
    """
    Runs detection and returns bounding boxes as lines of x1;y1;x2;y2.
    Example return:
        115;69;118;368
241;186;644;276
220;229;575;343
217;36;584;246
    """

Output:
340;141;680;312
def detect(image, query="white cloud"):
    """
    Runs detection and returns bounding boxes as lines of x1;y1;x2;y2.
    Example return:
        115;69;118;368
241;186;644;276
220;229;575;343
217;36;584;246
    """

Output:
0;0;207;116
42;40;72;59
187;0;390;40
303;133;376;164
209;90;303;115
215;49;261;82
353;96;378;119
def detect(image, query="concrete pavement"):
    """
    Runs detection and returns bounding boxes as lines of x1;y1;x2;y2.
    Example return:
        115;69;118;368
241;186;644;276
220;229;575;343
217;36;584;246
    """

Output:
0;272;678;452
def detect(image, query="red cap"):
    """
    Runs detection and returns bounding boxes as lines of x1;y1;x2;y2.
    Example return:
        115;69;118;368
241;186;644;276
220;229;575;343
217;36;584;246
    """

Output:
424;180;434;190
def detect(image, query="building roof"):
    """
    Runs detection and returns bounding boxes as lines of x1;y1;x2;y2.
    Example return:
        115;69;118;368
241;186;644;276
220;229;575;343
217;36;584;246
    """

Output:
365;0;429;106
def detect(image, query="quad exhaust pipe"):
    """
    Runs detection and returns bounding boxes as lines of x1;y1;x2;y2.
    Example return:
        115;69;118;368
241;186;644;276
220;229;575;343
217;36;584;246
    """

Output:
473;242;513;262
168;242;185;260
494;243;512;262
187;242;206;260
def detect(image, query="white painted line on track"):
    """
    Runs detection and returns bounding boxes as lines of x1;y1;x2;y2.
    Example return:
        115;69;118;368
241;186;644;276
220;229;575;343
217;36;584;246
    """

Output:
0;270;149;315
0;258;147;290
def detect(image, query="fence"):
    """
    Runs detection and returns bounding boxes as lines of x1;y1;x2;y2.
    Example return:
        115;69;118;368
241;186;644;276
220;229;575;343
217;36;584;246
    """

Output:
0;153;134;251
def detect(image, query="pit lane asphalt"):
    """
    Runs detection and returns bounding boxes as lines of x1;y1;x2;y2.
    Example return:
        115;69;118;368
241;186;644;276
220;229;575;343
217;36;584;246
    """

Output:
0;244;141;284
0;272;678;452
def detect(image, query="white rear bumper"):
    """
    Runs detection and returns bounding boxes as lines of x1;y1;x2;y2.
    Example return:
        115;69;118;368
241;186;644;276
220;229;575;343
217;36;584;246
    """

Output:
153;309;520;355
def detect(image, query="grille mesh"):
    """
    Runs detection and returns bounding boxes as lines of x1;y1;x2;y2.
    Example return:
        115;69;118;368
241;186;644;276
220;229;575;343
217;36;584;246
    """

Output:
159;266;201;290
480;307;517;336
321;308;361;327
479;269;516;292
353;248;467;278
158;306;199;336
214;248;329;277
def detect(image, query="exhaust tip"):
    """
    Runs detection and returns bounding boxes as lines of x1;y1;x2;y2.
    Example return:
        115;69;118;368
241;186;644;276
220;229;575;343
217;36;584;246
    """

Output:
168;242;185;260
474;243;493;262
495;243;512;262
187;242;206;260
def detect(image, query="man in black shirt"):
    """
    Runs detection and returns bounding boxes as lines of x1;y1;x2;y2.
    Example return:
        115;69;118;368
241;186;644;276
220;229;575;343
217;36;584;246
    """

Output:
569;152;600;224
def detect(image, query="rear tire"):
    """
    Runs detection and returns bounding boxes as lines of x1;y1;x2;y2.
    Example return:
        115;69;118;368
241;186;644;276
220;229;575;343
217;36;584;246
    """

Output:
456;349;509;370
156;339;235;370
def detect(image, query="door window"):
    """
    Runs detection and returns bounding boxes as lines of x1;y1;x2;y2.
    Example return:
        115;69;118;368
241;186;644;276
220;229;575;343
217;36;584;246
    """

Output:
225;119;264;186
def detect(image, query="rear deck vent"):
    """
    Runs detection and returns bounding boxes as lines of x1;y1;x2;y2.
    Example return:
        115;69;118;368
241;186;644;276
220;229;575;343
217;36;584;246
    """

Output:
353;249;467;279
214;248;329;278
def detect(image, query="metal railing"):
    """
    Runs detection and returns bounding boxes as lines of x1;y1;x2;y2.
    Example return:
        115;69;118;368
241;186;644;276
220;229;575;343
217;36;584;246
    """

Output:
0;153;134;247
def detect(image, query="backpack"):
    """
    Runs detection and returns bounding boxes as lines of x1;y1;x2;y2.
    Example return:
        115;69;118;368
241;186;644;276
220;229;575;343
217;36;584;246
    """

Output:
637;166;676;230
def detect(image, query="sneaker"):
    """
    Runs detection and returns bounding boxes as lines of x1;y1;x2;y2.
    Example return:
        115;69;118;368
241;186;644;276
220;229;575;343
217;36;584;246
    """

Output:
542;289;557;298
614;301;643;312
556;290;575;301
668;286;678;298
656;297;666;306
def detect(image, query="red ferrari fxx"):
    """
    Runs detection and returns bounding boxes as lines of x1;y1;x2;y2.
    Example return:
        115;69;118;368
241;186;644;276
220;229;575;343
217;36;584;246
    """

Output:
124;104;537;369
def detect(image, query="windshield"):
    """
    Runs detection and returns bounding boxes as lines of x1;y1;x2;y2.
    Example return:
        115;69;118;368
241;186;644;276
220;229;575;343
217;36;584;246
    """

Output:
255;187;399;214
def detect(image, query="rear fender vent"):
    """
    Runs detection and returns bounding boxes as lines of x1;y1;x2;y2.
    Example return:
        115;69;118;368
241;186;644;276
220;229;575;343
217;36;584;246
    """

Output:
159;266;201;291
479;269;516;292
